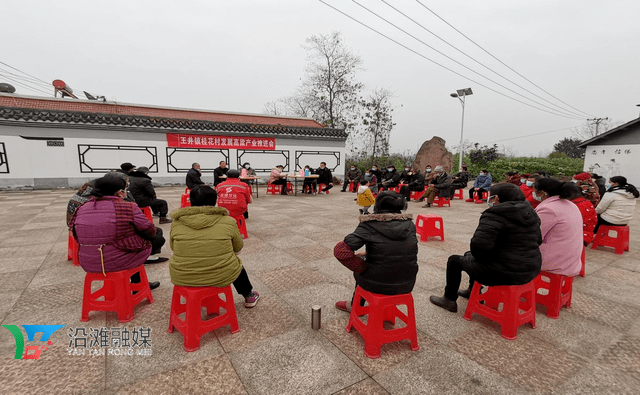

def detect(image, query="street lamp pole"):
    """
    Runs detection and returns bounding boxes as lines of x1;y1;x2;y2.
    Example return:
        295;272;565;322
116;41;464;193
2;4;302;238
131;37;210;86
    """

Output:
450;88;473;172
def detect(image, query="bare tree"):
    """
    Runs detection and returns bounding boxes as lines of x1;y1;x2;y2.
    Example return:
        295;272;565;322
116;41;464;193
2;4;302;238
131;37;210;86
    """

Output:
262;100;283;116
448;139;475;158
571;119;615;140
356;87;395;159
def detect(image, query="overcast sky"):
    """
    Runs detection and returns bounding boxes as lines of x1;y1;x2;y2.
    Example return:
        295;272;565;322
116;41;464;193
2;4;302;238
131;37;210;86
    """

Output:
3;0;639;157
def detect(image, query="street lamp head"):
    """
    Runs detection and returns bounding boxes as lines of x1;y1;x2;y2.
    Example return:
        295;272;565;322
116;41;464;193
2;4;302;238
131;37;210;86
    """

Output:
450;93;459;98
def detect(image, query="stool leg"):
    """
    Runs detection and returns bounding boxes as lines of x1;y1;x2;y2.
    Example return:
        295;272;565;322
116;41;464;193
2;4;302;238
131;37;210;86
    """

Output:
499;291;519;340
406;297;420;351
363;298;383;359
183;294;204;352
80;276;93;322
167;288;180;333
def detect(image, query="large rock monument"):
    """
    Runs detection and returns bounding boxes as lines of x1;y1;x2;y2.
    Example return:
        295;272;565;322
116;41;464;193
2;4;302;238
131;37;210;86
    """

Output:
412;136;453;173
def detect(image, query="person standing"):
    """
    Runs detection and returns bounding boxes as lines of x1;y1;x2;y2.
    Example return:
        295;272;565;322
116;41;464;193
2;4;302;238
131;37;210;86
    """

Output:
186;163;205;190
316;162;334;193
216;169;252;219
214;161;229;186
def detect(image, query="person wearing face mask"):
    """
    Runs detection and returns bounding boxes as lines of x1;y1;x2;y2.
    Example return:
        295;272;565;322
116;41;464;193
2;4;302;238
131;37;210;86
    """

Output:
400;166;412;184
399;168;425;202
591;173;606;197
504;171;521;185
364;168;378;194
379;165;402;190
418;166;451;207
449;166;470;197
316;162;334;193
342;165;363;193
466;170;492;202
424;165;436;184
532;178;583;276
301;165;317;194
571;172;600;207
566;183;597;246
520;174;541;209
370;165;382;183
430;183;542;312
593;176;639;233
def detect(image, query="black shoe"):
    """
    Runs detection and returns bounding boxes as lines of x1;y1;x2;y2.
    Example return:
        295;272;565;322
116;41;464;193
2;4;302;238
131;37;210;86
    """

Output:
149;281;160;290
417;198;424;202
430;295;458;313
341;190;347;192
159;217;173;224
359;209;364;214
145;257;169;264
457;288;472;299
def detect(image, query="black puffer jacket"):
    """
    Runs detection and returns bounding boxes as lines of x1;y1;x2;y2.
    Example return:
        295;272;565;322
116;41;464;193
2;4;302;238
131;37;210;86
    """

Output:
344;213;419;295
128;171;156;207
186;168;204;190
470;201;542;284
432;172;452;198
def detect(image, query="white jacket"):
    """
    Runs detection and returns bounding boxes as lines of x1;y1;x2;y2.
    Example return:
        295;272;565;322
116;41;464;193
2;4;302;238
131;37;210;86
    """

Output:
595;189;637;225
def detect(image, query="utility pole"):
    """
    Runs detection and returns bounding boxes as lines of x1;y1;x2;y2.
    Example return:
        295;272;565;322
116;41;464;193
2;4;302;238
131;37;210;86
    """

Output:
587;117;609;136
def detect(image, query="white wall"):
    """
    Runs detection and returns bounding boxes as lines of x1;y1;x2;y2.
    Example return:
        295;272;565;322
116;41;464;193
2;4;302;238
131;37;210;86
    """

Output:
583;143;640;187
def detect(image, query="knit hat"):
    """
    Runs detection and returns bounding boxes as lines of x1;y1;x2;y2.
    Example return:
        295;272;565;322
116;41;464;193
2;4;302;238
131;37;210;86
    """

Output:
573;172;591;181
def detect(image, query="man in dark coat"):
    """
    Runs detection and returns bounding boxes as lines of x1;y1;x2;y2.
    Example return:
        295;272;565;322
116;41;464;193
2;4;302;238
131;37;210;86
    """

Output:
186;163;205;190
399;169;425;202
315;162;334;193
449;166;470;196
342;165;363;192
334;191;419;312
419;166;452;207
378;165;402;190
430;183;542;312
129;167;172;224
213;161;229;186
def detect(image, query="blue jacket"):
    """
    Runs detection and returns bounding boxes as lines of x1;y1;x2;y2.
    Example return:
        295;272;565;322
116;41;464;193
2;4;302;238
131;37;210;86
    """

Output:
473;173;493;190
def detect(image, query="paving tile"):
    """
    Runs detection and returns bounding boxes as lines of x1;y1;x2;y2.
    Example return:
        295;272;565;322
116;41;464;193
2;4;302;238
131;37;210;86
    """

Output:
373;344;528;395
574;274;640;308
449;327;587;392
0;269;38;292
280;282;356;324
0;291;22;322
549;362;640;395
229;327;367;395
597;334;640;382
412;291;478;343
284;243;334;263
116;354;247;395
332;378;390;395
0;228;64;248
569;290;640;331
259;266;330;294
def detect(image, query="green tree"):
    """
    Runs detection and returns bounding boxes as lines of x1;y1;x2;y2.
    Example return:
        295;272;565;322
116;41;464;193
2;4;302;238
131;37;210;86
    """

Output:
469;143;499;164
553;137;585;159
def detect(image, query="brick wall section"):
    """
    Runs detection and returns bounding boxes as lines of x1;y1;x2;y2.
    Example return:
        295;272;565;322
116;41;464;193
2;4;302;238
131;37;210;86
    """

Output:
0;96;324;128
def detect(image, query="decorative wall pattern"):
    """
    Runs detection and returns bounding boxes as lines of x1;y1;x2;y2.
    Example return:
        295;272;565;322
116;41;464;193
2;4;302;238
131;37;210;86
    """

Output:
78;144;158;173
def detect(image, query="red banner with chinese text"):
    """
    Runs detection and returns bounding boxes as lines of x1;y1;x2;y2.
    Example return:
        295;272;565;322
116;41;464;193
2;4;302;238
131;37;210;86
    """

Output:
166;133;276;150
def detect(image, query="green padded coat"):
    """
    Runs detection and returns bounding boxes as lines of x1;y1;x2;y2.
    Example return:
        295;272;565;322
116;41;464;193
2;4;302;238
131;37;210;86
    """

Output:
169;206;243;287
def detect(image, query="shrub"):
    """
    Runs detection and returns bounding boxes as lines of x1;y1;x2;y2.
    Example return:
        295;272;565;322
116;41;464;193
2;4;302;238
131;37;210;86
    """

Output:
452;154;584;178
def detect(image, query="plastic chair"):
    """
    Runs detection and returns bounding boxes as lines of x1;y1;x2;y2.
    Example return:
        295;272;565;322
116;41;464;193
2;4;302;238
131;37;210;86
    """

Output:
346;286;419;359
415;214;444;242
454;189;465;200
181;188;191;208
167;285;240;352
473;190;489;203
432;197;451;207
266;183;293;195
81;265;154;323
591;225;630;255
233;215;248;239
463;281;536;340
410;187;427;201
318;183;330;194
141;206;153;222
67;231;80;266
534;271;573;319
579;246;586;277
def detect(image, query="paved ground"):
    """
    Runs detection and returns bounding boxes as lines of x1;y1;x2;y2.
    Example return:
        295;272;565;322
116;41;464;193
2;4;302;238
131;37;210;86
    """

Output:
1;185;639;395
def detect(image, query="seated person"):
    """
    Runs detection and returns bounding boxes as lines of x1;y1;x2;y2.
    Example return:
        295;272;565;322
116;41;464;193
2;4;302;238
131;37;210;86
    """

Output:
449;166;469;196
342;165;362;192
466;169;492;202
334;191;418;312
186;163;205;190
268;165;289;195
430;183;542;312
216;169;252;219
572;172;600;207
378;165;402;190
504;171;521;185
71;176;166;290
592;173;606;197
566;183;597;246
302;165;317;194
594;176;639;233
522;174;541;208
213;161;228;186
169;186;259;307
399;168;425;202
364;168;378;194
128;166;172;224
533;178;583;276
316;162;334;193
67;181;95;227
241;162;256;178
419;166;451;207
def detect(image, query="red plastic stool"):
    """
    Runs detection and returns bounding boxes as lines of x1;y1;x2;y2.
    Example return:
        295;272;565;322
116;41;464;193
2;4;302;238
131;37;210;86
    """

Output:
181;188;191;208
67;231;80;266
534;271;573;319
473;190;489;203
591;225;630;255
433;196;451;207
81;265;154;323
346;286;419;359
233;215;248;239
167;285;240;352
410;188;427;201
318;183;330;194
415;214;444;242
463;281;536;340
454;189;465;200
141;206;153;222
579;246;586;277
266;183;281;195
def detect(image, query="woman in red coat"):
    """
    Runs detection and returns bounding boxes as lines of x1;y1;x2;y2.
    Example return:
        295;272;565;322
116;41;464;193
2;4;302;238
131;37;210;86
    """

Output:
567;184;597;245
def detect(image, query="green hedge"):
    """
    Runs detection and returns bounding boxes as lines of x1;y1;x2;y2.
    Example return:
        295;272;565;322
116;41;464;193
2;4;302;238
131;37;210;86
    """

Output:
452;154;584;178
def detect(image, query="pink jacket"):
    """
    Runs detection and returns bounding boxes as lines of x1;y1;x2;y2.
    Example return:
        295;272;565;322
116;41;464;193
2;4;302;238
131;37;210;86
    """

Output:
535;196;583;276
73;197;154;273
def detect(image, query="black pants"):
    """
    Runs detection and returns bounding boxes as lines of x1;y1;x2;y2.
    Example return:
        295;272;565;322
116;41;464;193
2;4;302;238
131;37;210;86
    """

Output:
145;198;169;217
271;179;289;194
400;184;424;200
469;188;489;200
449;183;466;196
232;267;254;298
443;252;517;301
593;214;624;234
303;179;317;193
319;183;333;192
342;180;358;192
151;228;165;255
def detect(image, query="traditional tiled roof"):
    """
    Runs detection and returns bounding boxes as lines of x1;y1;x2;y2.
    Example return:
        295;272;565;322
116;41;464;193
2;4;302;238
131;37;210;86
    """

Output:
0;94;347;139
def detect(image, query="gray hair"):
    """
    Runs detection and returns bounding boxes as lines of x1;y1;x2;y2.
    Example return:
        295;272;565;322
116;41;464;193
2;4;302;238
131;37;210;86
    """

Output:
434;165;444;172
